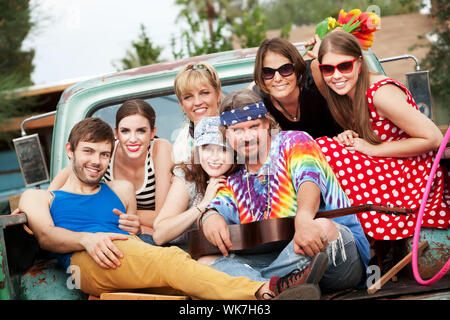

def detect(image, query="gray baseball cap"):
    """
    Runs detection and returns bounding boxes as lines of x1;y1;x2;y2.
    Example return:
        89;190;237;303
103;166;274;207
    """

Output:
194;116;227;148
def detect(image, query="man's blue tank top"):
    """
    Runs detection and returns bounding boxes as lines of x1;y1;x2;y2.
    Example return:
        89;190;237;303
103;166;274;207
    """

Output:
49;183;129;268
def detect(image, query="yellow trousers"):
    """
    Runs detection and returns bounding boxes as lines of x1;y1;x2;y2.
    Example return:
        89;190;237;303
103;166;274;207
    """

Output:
70;236;264;299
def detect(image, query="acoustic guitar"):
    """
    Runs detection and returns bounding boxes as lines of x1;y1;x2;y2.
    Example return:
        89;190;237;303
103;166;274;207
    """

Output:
187;204;412;259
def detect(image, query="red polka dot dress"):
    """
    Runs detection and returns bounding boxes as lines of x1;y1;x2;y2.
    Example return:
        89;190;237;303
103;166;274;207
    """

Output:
315;78;450;240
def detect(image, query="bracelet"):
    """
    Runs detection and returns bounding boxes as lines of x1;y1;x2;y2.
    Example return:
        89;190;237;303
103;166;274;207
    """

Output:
195;205;207;229
201;210;219;225
194;205;204;214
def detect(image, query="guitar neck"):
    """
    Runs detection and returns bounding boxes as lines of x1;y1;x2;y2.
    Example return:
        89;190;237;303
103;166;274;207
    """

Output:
316;204;412;219
188;203;412;259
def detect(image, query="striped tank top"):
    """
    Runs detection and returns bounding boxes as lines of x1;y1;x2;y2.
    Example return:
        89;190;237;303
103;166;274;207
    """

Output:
104;140;156;210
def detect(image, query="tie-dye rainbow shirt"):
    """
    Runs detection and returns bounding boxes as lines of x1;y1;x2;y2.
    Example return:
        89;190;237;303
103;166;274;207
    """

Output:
208;131;370;269
209;131;351;224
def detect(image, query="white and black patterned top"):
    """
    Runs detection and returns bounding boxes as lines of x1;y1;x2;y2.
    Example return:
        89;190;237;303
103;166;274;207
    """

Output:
104;140;156;210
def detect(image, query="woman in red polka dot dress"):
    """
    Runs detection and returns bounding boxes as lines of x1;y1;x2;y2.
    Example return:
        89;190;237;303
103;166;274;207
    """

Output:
313;31;449;241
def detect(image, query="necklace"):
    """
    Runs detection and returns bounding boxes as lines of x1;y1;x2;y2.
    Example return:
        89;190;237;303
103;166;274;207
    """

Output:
244;165;272;220
274;97;300;121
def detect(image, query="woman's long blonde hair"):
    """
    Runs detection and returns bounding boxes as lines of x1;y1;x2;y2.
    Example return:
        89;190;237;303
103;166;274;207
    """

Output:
318;32;381;144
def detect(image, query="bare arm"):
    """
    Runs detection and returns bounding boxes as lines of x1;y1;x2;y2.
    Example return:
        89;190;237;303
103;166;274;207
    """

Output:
303;33;327;96
108;180;140;235
152;176;192;245
201;211;231;256
293;181;326;257
153;139;173;213
153;174;226;245
19;189;87;253
310;58;328;98
136;209;156;234
137;139;173;234
18;188;128;269
48;166;71;191
348;82;443;157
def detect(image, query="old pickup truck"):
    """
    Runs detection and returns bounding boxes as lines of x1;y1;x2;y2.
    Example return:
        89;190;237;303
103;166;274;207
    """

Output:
0;43;448;300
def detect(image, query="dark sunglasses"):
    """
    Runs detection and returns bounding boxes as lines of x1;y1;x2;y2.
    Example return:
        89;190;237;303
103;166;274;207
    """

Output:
319;56;360;77
262;63;295;80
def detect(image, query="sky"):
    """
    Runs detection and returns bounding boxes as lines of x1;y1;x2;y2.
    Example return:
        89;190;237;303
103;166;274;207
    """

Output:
23;0;431;86
23;0;184;85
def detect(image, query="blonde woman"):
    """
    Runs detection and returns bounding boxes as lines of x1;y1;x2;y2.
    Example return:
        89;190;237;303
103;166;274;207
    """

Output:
172;62;222;163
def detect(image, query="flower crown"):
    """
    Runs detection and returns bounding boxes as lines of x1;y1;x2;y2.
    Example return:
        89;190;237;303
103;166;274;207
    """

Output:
303;8;381;55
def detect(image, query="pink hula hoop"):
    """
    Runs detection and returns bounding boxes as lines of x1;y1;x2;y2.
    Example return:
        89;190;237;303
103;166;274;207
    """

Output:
412;126;450;285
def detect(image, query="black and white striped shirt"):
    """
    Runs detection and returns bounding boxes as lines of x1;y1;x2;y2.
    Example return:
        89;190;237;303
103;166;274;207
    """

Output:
104;140;156;210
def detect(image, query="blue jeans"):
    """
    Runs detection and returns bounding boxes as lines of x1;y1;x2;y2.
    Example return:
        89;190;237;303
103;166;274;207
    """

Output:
138;233;157;245
210;223;365;293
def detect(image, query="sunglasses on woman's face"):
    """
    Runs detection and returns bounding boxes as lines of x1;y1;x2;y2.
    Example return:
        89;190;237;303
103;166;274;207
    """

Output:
319;56;360;77
262;63;295;80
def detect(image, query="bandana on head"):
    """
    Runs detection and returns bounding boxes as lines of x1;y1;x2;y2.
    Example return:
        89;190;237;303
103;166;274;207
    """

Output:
219;102;267;126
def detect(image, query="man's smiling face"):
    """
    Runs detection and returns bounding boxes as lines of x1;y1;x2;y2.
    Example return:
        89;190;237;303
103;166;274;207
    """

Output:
68;140;112;185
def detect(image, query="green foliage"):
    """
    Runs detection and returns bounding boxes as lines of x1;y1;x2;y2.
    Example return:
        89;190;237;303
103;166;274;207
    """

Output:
113;24;164;71
418;0;450;125
0;0;35;86
262;0;337;28
0;74;38;149
0;0;36;139
171;0;279;58
233;5;267;48
260;0;422;29
171;0;233;59
280;22;293;40
174;14;232;58
0;74;34;117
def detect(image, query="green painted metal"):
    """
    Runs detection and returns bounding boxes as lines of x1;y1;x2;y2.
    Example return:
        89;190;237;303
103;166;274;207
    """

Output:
405;227;450;279
19;260;87;300
0;213;30;299
0;228;12;300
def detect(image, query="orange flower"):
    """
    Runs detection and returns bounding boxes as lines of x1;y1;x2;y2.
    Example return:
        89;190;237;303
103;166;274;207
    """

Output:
338;9;362;26
337;9;380;50
303;8;381;56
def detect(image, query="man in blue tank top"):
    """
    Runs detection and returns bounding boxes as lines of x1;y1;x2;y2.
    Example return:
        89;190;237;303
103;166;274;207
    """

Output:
17;117;320;300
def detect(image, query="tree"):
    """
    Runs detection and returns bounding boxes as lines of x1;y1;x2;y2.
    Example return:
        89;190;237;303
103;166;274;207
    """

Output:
419;0;450;125
170;0;283;58
260;0;423;29
0;0;36;137
171;0;233;59
233;5;268;48
0;0;35;86
113;24;164;71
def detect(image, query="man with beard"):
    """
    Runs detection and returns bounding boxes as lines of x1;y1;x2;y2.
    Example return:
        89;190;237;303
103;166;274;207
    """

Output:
17;117;320;300
199;88;371;297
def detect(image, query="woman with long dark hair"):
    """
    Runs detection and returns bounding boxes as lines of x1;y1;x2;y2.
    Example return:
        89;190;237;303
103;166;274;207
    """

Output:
251;37;342;138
